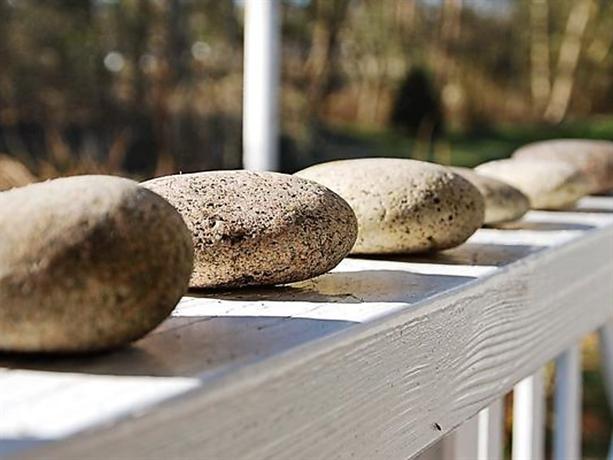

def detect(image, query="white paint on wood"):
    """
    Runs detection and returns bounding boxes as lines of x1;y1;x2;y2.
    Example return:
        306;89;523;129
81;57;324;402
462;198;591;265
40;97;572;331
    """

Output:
242;0;280;171
599;320;613;409
513;370;546;460
0;371;198;439
598;320;613;460
1;198;612;460
575;195;613;212
478;398;504;460
443;412;491;460
553;344;582;460
442;413;479;460
440;399;503;460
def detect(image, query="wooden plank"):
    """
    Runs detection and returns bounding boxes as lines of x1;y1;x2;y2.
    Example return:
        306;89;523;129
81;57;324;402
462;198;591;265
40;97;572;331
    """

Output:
2;198;613;460
513;370;546;460
553;344;582;460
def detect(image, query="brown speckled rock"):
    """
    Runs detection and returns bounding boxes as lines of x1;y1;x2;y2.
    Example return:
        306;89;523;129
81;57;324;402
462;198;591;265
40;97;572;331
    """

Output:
0;175;194;353
512;139;613;193
475;158;592;210
450;167;530;225
143;171;357;289
295;158;484;254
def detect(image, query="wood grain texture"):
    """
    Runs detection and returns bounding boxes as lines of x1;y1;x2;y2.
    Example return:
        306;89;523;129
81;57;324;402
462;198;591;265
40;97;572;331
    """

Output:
2;196;613;460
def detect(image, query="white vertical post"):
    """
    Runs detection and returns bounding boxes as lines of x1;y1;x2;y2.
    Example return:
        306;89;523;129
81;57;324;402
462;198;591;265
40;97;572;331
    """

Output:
599;321;613;408
598;320;613;460
243;0;280;171
553;344;582;460
513;369;545;460
442;414;479;460
478;398;504;460
440;399;504;460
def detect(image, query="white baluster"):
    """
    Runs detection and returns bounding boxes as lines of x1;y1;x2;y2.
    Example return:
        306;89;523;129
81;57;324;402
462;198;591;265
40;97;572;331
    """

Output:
442;413;479;460
553;344;582;460
242;0;280;171
478;398;504;460
513;370;545;460
598;320;613;460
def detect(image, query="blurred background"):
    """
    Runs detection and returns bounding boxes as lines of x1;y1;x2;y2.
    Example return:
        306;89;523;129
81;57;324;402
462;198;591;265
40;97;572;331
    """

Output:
1;0;612;180
0;0;611;457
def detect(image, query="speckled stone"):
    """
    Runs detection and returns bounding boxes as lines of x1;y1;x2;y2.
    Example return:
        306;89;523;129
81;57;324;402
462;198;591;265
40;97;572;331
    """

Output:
295;158;485;254
512;139;613;193
0;175;194;353
450;167;530;225
143;171;358;289
475;158;592;210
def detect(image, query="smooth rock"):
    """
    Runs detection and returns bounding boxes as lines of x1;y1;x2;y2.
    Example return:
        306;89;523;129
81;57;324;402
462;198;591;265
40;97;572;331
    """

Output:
475;158;592;210
512;139;613;193
450;167;530;225
295;158;484;254
0;175;194;353
143;171;357;288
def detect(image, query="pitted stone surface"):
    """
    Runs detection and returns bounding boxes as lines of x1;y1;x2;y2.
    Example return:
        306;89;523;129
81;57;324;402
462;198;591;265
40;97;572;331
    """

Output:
451;167;530;225
143;171;357;289
476;158;591;210
296;158;484;254
512;139;613;193
0;175;194;353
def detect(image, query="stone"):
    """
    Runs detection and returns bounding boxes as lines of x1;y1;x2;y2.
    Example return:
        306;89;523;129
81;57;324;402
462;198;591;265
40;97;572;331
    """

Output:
450;167;530;225
143;171;357;288
295;158;484;254
512;139;613;194
0;175;194;353
475;158;592;210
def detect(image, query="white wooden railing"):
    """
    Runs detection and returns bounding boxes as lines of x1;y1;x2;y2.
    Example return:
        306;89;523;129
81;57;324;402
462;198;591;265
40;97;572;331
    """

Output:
1;195;612;460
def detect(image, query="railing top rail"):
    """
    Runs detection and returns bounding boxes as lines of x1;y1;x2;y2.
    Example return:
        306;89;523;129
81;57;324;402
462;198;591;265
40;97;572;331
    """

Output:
2;196;613;460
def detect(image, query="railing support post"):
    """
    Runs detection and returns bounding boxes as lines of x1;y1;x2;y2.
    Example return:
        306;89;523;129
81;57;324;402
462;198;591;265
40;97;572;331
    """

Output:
553;344;582;460
242;0;280;171
439;399;503;460
513;370;545;460
478;398;504;460
598;320;613;460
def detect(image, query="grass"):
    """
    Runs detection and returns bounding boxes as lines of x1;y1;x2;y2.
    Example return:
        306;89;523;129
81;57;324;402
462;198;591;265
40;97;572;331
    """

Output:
301;115;613;171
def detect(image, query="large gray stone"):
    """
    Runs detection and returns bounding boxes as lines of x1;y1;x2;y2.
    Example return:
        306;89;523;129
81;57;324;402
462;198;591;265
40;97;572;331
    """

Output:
296;158;484;254
512;139;613;194
0;175;194;353
475;158;592;210
450;167;530;225
143;171;357;288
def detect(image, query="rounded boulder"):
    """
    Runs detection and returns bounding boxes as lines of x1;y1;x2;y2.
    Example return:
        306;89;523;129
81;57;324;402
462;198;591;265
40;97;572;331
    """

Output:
512;139;613;194
0;175;194;353
450;167;530;225
475;158;591;210
143;171;358;289
296;158;484;254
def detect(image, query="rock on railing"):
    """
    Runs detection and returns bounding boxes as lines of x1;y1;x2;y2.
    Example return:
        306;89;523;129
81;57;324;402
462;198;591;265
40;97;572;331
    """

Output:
1;196;612;460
